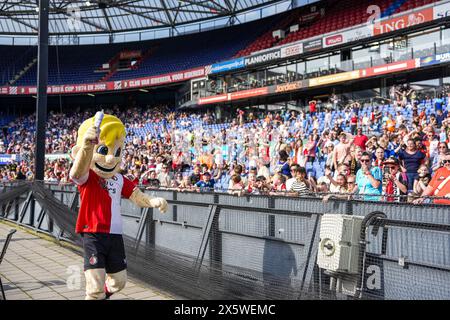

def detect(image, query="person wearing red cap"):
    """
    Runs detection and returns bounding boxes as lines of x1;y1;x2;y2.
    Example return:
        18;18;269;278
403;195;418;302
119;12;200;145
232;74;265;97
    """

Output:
382;156;408;202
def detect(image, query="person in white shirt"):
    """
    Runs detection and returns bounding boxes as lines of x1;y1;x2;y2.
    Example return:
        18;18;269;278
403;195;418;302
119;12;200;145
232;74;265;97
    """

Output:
396;111;404;127
157;164;172;188
286;164;299;191
328;163;350;193
324;109;332;129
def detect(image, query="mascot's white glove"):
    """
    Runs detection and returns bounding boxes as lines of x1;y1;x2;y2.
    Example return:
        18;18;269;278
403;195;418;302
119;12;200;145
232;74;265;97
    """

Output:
83;125;99;146
150;197;168;213
70;125;98;180
129;189;168;213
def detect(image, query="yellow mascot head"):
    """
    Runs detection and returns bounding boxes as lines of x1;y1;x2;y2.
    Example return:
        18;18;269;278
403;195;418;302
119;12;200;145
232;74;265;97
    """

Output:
72;114;126;179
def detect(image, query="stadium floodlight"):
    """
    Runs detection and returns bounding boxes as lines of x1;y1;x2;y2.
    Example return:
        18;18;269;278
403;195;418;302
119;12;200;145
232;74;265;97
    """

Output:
86;1;92;6
35;7;39;12
139;89;149;93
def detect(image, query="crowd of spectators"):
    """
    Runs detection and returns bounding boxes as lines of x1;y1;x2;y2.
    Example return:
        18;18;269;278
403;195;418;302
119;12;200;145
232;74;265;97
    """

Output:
1;86;450;204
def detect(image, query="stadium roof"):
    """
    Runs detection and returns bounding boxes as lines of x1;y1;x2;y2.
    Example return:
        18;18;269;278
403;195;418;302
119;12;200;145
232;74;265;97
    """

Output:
0;0;286;35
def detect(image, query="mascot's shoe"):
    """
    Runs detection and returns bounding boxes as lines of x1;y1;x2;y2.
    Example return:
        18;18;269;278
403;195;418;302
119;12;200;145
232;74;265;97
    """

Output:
104;284;113;300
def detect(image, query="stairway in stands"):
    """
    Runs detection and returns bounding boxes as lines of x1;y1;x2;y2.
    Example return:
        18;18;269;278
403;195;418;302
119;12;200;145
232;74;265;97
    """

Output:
99;47;157;82
6;57;37;86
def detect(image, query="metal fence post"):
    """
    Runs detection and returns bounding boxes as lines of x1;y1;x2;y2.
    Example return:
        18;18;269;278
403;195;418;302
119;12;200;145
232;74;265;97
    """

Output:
345;200;353;215
18;191;33;224
29;196;35;227
14;198;19;221
268;196;276;237
173;190;177;222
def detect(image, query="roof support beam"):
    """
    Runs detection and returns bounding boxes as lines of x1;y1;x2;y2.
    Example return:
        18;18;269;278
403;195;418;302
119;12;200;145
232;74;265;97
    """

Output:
101;7;113;31
0;0;9;11
210;1;230;13
8;15;38;32
116;5;170;26
159;0;174;26
223;0;234;13
177;0;228;14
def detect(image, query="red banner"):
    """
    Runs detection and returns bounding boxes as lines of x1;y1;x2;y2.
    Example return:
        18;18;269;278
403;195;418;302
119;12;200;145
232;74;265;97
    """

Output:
0;66;205;96
198;94;229;105
230;87;269;100
119;50;142;59
373;7;434;35
360;59;419;78
199;87;270;105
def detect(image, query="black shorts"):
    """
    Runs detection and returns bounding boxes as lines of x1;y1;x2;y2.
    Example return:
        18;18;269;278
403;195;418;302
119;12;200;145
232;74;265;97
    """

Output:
81;233;127;274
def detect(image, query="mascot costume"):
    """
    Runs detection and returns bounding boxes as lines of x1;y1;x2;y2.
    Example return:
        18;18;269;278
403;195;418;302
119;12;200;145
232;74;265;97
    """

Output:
69;111;168;300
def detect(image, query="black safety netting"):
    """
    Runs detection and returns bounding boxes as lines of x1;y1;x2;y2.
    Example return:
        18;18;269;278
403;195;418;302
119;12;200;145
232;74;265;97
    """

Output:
1;182;310;299
1;182;450;300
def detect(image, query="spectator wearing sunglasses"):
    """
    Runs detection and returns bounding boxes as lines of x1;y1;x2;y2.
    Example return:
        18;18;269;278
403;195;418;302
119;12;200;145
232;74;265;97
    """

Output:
347;175;357;193
382;157;408;202
431;142;449;171
414;150;450;205
157;164;172;188
355;151;382;201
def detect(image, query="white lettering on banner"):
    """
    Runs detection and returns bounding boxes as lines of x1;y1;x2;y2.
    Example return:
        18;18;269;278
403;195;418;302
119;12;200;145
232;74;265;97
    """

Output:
373;62;407;74
434;2;450;19
325;34;343;46
211;60;243;72
129;80;141;87
373;8;433;35
151;76;171;85
172;73;184;81
280;44;302;58
436;52;450;62
343;26;372;43
184;69;204;78
245;51;281;66
303;39;322;51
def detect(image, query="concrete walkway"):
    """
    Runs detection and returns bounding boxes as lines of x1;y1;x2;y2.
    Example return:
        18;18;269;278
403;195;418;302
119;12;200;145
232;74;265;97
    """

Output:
0;220;175;300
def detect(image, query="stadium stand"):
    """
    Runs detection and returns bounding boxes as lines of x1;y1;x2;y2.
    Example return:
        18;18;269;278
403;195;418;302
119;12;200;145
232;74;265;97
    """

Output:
0;0;442;86
1;17;272;86
236;0;439;57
